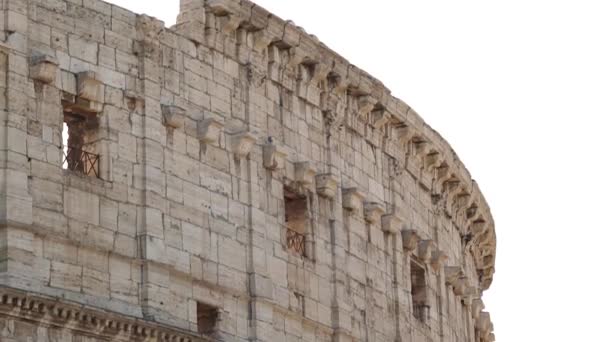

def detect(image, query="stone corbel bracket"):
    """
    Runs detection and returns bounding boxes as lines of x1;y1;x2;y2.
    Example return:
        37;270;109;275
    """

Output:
30;53;59;84
206;0;244;34
444;266;464;286
229;131;257;158
370;106;391;129
262;139;288;170
198;117;224;144
342;188;366;213
161;104;186;128
315;173;338;199
357;95;377;120
381;214;402;234
417;240;435;263
401;229;420;252
294;161;317;187
450;277;468;296
472;299;485;319
424;150;443;172
431;250;448;272
395;125;417;147
476;312;493;337
73;71;104;113
363;202;385;224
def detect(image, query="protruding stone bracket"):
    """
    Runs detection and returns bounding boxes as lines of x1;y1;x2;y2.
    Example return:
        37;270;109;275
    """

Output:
198;118;224;144
413;139;429;157
476;312;492;334
253;30;273;52
161;105;186;128
64;71;104;114
470;220;488;236
401;229;420;252
312;63;330;84
424;151;443;171
472;299;485;319
30;54;59;84
444;266;464;286
417;240;435;263
229;131;257;158
342;188;366;213
321;91;345;131
294;161;316;186
381;214;402;234
395;125;416;147
431;250;448;272
453;192;473;213
316;173;338;199
370;108;390;129
434;164;452;193
262;139;288;170
287;47;305;69
452;277;469;296
206;0;242;33
364;202;385;224
357;95;377;120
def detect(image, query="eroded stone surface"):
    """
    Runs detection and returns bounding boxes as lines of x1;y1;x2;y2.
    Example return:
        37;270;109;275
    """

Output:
0;0;497;341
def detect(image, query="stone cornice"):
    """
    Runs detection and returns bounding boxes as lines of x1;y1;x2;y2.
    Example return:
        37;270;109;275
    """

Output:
170;0;496;290
0;286;209;342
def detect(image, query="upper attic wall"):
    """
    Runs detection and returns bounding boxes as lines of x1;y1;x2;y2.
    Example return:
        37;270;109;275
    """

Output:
0;0;497;339
172;0;496;287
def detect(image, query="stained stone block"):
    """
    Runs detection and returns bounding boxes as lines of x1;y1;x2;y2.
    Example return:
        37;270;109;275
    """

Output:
363;202;385;224
161;104;186;128
381;214;402;234
294;161;316;186
30;54;59;84
198;118;223;144
262;140;287;170
229;131;257;158
342;188;365;213
315;174;338;199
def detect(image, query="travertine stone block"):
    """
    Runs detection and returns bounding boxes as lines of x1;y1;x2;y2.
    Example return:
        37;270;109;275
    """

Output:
357;95;377;119
294;161;316;186
401;229;420;252
64;188;100;226
30;54;59;84
315;174;338;199
445;266;464;285
161;104;186;128
262;140;287;170
342;188;365;213
229;131;257;158
198;118;223;144
381;214;402;234
370;109;390;129
363;202;385;224
431;250;448;271
417;240;435;263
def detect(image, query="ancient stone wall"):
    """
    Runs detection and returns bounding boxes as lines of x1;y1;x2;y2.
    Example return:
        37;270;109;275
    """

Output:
0;0;496;341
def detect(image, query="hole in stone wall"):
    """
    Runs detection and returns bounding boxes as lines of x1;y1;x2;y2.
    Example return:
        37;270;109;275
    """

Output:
284;186;308;257
411;260;429;323
61;101;100;177
196;302;219;335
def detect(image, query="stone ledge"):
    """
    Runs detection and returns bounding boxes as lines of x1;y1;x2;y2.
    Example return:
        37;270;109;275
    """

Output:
0;286;210;342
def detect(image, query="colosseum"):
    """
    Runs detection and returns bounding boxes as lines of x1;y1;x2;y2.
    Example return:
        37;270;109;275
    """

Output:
0;0;497;341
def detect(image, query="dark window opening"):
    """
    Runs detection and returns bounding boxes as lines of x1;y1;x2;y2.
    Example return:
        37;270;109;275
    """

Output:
62;109;100;177
284;187;308;257
411;260;429;323
196;302;219;335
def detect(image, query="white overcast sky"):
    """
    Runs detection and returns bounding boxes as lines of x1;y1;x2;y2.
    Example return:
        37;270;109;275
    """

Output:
106;1;608;340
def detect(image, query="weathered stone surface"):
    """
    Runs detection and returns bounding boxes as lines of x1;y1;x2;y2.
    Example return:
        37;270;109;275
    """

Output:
0;0;497;341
